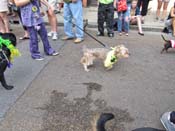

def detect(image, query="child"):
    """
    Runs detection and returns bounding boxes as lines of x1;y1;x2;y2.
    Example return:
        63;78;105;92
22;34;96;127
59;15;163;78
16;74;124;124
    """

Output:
13;0;59;60
130;0;144;36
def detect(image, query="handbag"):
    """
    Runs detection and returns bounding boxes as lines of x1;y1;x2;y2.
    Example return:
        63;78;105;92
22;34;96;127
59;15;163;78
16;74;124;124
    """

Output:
117;0;127;12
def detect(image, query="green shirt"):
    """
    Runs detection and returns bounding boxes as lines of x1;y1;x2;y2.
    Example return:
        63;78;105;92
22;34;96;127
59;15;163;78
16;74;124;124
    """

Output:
99;0;113;4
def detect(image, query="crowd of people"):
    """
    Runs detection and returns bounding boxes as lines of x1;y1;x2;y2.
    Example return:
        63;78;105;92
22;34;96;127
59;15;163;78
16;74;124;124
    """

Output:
0;0;175;57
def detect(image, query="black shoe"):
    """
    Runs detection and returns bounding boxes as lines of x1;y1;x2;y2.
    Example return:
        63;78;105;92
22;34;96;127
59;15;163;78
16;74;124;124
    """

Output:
97;32;104;36
108;33;114;37
138;32;144;36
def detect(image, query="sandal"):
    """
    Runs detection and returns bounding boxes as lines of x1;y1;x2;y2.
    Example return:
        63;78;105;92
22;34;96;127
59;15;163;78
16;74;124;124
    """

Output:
19;36;30;40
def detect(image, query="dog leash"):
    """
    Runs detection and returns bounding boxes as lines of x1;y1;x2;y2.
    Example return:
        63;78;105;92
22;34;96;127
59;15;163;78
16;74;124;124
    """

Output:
58;13;110;49
0;49;10;64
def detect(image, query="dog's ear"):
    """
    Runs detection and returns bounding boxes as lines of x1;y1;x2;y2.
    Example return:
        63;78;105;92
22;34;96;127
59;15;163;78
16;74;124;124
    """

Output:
114;46;120;55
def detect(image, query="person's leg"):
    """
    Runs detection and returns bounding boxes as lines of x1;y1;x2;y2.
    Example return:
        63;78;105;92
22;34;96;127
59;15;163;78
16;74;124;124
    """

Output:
97;3;105;35
172;17;175;36
106;3;114;37
0;16;5;33
161;1;169;21
63;3;74;38
118;12;123;35
70;1;84;40
38;23;57;55
136;15;144;35
47;5;58;40
27;26;42;59
141;0;149;16
0;12;9;33
123;5;130;35
156;0;163;20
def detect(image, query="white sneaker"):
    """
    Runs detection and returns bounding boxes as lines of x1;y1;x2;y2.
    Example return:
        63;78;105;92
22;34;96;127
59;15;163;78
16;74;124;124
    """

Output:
48;31;53;37
52;33;58;40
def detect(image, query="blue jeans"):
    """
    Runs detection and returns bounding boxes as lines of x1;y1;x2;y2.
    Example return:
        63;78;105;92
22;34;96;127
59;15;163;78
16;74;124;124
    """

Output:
27;23;55;59
117;4;131;33
63;0;84;39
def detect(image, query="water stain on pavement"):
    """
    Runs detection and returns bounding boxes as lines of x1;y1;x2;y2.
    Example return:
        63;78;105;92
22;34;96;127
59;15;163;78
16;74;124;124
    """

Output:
40;82;133;131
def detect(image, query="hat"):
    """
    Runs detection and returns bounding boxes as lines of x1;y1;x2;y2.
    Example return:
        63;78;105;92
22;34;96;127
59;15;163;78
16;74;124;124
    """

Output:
170;111;175;124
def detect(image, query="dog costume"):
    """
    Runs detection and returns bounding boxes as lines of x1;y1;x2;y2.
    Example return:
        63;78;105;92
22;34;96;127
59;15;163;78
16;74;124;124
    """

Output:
0;36;21;66
104;47;118;69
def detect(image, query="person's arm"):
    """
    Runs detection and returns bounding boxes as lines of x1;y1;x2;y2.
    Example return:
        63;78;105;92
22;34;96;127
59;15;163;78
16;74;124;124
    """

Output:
170;7;175;18
13;0;32;7
113;0;116;9
40;0;50;7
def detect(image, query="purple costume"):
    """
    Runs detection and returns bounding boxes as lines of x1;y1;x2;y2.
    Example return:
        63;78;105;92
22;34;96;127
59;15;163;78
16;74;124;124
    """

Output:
20;0;56;59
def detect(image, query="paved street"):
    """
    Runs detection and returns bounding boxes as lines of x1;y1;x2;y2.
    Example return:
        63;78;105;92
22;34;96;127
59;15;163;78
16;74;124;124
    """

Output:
0;25;175;131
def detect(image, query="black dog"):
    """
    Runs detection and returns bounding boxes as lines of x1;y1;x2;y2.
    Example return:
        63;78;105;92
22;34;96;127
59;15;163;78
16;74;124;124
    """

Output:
95;113;114;131
0;33;17;90
161;34;175;54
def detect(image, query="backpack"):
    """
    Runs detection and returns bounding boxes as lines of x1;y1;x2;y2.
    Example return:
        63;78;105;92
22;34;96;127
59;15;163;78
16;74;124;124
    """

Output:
117;0;127;12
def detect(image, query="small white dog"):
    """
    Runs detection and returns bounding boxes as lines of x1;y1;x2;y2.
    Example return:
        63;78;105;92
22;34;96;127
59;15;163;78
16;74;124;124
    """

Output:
80;45;129;72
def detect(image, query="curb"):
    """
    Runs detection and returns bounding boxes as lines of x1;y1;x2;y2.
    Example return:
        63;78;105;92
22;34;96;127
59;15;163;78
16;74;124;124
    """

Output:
44;21;163;32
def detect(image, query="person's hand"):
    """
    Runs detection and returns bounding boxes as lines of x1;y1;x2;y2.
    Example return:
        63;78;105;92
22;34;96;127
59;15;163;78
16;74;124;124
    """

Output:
72;0;77;3
40;11;45;17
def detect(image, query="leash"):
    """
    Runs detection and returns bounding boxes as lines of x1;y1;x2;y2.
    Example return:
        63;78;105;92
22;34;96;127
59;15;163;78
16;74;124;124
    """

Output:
0;49;10;63
58;13;110;49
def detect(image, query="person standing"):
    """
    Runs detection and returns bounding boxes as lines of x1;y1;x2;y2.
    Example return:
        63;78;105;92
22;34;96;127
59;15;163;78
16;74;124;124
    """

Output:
14;0;59;60
42;0;58;40
97;0;114;37
0;0;10;33
62;0;84;43
156;0;170;22
137;0;150;22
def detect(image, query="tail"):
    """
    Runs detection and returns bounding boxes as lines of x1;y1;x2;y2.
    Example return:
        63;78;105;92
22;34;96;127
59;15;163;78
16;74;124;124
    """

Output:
161;34;169;42
92;113;114;131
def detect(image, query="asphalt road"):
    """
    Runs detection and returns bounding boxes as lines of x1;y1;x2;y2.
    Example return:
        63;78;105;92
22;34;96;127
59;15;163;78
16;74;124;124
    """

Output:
0;26;175;131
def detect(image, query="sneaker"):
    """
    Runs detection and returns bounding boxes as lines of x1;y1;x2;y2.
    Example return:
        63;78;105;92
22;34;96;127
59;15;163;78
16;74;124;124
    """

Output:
52;33;58;40
47;51;59;56
96;32;104;36
33;56;44;61
74;38;84;44
48;31;53;37
108;33;114;37
50;52;59;56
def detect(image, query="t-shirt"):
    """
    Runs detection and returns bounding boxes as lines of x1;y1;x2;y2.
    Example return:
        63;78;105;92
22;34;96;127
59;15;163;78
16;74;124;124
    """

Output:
130;7;140;16
20;0;43;27
99;0;113;4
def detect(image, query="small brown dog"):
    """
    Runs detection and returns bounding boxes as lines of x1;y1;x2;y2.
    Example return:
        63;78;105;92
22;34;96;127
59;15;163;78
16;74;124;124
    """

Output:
80;45;129;72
